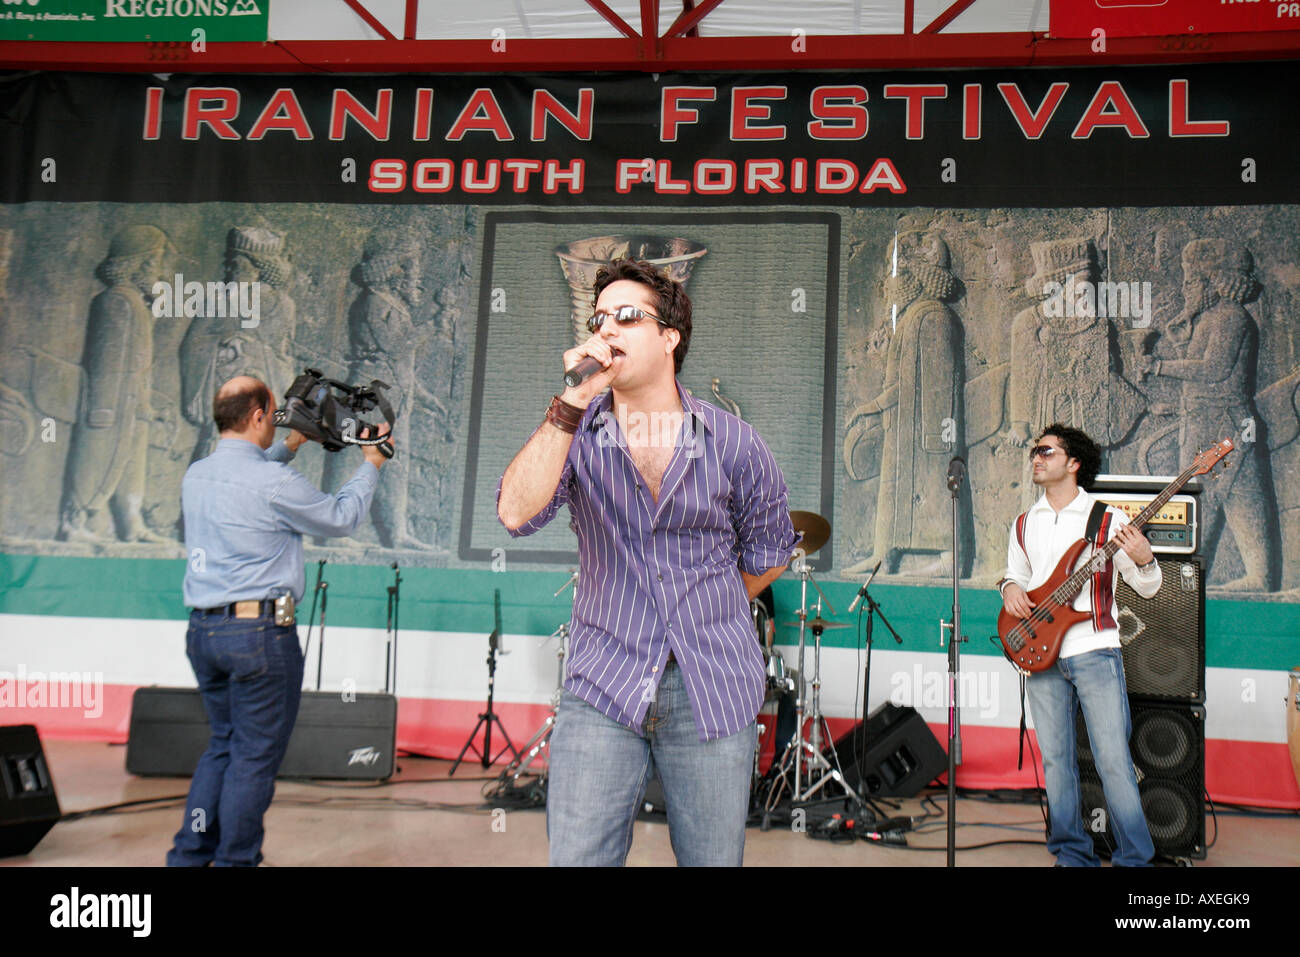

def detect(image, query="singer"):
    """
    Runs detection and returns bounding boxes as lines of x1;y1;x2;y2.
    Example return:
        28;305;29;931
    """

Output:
497;258;799;866
998;424;1160;866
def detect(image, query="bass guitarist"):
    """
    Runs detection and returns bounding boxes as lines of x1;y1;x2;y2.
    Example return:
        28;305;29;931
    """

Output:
998;423;1161;866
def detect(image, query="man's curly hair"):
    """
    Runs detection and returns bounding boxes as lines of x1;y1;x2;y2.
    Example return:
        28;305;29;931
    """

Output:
1038;423;1102;489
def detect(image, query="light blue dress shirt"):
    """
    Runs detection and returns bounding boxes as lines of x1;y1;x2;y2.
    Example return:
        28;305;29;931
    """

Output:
182;438;378;608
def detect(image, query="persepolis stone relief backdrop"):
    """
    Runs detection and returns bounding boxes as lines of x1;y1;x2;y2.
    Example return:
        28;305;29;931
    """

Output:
0;203;474;565
839;206;1300;598
1;202;1297;598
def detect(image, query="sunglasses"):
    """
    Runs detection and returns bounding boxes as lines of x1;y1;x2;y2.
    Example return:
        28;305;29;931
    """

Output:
587;305;667;335
1029;445;1062;460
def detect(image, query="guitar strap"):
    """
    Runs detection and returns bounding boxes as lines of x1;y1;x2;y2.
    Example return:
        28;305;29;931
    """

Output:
1014;500;1110;771
1084;499;1108;546
1017;673;1027;770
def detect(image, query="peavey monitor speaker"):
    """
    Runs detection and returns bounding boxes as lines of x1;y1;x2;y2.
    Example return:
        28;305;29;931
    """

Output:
0;725;61;858
1076;700;1206;861
127;687;398;780
1115;556;1205;703
830;703;947;798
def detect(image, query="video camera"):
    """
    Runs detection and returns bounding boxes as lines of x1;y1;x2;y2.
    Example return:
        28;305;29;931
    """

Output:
273;368;395;458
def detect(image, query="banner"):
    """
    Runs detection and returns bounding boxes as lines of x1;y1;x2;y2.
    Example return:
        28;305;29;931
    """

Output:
1052;0;1300;37
1;64;1295;207
0;0;267;42
2;65;1299;803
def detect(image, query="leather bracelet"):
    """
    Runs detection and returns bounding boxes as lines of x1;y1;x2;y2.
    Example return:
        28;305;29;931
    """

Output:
545;394;584;434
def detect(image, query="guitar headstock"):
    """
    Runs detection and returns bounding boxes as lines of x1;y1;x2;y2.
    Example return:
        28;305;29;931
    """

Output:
1193;437;1235;476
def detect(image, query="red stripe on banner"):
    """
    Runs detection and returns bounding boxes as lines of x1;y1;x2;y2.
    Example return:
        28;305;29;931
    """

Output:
1204;738;1300;810
10;685;1299;807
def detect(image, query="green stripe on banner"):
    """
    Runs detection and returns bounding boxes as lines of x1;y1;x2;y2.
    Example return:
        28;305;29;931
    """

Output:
0;552;584;637
2;552;1297;671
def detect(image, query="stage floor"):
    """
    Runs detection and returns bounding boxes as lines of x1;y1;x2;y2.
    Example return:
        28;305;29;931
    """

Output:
4;739;1297;868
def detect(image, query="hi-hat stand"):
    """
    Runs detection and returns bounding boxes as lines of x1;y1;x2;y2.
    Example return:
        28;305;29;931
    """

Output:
451;589;520;775
765;555;866;816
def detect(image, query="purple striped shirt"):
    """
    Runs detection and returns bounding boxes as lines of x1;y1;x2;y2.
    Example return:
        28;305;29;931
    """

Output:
499;383;798;741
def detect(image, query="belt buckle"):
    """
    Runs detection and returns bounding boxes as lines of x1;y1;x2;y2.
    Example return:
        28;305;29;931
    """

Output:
233;600;262;620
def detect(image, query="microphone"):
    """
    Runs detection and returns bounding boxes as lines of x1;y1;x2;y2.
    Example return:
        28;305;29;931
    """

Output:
846;560;883;614
947;456;966;493
563;356;603;389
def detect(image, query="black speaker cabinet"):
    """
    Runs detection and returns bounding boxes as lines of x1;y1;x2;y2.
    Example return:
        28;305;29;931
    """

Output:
0;725;61;858
127;687;398;780
830;703;948;798
1077;700;1206;861
1115;556;1205;703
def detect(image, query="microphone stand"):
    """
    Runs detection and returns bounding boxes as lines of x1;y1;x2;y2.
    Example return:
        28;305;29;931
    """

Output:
451;589;521;775
856;582;903;799
941;457;967;868
301;559;328;691
385;563;401;695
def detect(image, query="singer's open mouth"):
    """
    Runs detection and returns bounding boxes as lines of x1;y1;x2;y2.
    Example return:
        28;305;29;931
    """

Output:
610;347;625;358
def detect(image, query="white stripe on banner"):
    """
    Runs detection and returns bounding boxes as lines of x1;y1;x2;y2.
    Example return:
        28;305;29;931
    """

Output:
0;614;564;705
0;614;1290;743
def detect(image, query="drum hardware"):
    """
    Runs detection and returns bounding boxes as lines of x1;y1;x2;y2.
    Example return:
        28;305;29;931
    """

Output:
489;571;577;802
764;549;866;821
710;377;742;419
790;511;831;557
450;589;521;775
753;596;796;703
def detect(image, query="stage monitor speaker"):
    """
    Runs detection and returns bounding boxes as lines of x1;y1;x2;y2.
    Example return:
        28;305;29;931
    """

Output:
0;725;61;858
1115;556;1205;703
1077;700;1206;861
126;687;398;780
831;703;947;798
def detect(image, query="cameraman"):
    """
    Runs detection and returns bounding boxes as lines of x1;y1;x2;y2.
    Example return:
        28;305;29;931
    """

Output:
167;375;390;867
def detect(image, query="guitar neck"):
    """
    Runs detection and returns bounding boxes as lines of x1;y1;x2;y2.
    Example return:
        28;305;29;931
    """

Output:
1054;464;1199;600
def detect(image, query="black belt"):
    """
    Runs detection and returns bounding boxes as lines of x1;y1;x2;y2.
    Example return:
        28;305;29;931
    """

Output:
195;599;275;618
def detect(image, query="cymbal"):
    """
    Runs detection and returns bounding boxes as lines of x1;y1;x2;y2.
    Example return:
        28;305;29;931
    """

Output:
790;510;831;556
781;616;851;631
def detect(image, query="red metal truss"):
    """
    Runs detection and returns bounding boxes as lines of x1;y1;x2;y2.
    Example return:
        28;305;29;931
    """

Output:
403;0;418;42
922;0;980;35
2;31;1300;73
341;0;397;43
665;0;723;39
584;0;639;40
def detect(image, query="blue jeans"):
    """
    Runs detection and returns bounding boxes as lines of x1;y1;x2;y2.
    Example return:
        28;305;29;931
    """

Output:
166;610;304;867
546;662;757;866
1026;647;1154;867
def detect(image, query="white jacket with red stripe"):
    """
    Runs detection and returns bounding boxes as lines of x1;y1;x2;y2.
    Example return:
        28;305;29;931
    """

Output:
1003;488;1163;660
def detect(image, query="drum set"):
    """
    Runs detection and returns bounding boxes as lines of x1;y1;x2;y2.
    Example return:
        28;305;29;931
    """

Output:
757;511;865;817
487;511;861;816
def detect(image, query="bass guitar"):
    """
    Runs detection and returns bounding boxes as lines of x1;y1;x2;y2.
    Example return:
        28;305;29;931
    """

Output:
997;438;1235;674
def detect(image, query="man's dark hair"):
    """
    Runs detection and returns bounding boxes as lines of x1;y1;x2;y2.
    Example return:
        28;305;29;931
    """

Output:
1039;423;1102;489
214;380;272;433
592;258;692;374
